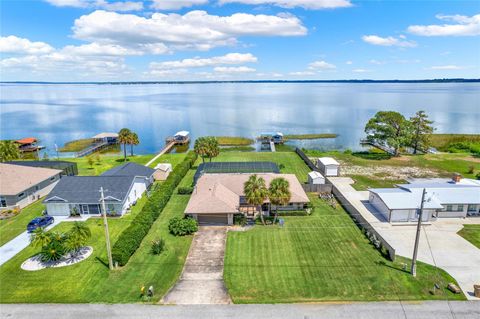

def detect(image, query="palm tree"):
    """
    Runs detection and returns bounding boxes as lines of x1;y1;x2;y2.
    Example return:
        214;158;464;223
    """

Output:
129;132;139;156
67;222;91;241
268;177;291;225
118;128;131;161
30;228;52;249
205;137;219;162
194;137;209;163
244;175;269;225
0;140;21;162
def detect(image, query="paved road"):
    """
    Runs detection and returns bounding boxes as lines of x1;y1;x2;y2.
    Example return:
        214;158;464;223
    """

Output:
161;226;232;304
1;301;480;319
328;177;480;300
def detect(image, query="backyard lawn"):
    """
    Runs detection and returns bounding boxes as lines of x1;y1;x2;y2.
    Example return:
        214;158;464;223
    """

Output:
224;195;465;303
0;169;195;303
0;201;45;246
457;225;480;249
210;151;311;183
305;150;480;190
64;153;186;176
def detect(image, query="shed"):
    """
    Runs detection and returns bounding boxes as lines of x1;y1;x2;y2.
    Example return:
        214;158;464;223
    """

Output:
308;171;325;185
153;163;173;181
317;157;340;176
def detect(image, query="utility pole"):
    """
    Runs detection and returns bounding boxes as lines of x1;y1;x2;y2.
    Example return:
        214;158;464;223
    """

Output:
411;188;427;277
100;187;114;270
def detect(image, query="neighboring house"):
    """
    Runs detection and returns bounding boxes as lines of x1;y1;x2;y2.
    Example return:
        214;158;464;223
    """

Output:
92;132;119;145
369;175;480;223
15;137;44;152
185;173;310;225
308;171;325;185
316;157;340;176
153;163;173;181
44;163;155;216
0;163;62;210
6;160;78;176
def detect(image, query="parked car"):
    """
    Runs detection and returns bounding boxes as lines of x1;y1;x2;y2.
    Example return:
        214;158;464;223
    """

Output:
27;216;54;233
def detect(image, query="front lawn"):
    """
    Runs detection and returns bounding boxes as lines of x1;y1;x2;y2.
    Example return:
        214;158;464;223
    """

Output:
457;225;480;249
0;201;45;246
0;166;195;303
224;195;464;303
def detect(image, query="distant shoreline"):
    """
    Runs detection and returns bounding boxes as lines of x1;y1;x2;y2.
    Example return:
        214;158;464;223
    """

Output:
1;78;479;85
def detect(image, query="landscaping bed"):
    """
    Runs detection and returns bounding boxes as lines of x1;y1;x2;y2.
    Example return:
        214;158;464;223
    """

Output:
224;195;465;303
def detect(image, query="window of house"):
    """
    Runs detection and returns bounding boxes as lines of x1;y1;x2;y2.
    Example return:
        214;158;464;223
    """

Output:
50;176;56;181
468;205;477;212
0;197;6;207
445;205;453;211
457;205;464;212
17;192;25;198
107;204;115;212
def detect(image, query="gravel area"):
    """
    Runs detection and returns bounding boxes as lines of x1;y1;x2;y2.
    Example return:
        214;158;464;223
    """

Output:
21;246;93;271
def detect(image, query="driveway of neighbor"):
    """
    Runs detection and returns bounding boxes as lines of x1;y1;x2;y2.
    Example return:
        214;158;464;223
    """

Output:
0;215;89;266
329;177;480;301
161;226;232;304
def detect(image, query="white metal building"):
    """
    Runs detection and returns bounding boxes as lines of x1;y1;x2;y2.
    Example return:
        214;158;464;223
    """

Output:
308;171;325;184
316;157;340;176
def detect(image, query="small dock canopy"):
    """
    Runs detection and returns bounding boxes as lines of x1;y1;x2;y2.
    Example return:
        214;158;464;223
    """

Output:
15;137;44;152
259;132;284;144
308;171;325;185
166;131;190;145
16;137;37;145
317;157;340;177
92;132;119;143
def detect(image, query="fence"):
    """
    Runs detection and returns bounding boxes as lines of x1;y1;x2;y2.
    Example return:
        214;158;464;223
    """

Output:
295;147;319;171
301;184;333;193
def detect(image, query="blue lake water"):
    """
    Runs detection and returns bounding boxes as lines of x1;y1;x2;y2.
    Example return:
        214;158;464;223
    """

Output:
0;82;479;155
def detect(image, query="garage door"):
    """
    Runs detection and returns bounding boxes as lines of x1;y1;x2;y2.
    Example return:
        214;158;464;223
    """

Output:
197;214;228;225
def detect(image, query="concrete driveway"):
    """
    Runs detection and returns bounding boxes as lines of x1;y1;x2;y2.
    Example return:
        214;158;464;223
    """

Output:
161;226;232;304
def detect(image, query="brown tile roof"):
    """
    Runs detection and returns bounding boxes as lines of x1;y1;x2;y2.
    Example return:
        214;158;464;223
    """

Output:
185;173;309;215
15;137;37;145
0;163;62;196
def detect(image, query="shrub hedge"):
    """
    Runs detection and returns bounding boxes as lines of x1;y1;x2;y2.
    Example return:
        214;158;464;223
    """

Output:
168;216;198;236
177;186;194;195
111;151;197;266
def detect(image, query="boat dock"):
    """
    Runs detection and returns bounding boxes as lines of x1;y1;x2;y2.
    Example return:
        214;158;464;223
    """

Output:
75;132;119;157
360;139;396;155
145;141;176;167
145;131;191;167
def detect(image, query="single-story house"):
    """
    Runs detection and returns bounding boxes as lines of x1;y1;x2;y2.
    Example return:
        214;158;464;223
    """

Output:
369;175;480;223
316;157;340;176
44;163;155;216
153;163;173;181
6;160;78;176
92;132;118;145
185;173;310;225
308;171;325;185
0;163;62;209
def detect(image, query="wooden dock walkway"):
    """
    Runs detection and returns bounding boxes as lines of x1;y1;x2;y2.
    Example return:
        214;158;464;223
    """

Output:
360;139;396;156
76;141;108;157
270;141;276;152
145;141;175;167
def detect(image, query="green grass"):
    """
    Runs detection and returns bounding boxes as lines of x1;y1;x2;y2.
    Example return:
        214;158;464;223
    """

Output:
284;133;338;140
0;171;194;303
62;153;185;176
224;195;465;303
220;146;256;152
59;138;94;152
215;136;254;146
0;201;45;246
429;134;480;151
457;225;480;249
210;151;311;183
349;175;406;191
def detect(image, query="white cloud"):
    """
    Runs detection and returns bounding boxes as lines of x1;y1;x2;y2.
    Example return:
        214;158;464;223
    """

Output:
61;42;145;56
308;60;336;70
0;35;54;54
369;59;385;65
214;66;256;73
150;0;208;10
147;68;189;77
219;0;352;10
429;65;463;70
408;14;480;36
45;0;143;11
289;71;315;76
352;68;370;73
72;10;307;52
150;53;257;69
345;60;352;65
362;35;416;47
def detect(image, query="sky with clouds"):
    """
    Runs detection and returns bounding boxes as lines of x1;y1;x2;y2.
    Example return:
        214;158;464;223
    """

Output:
1;0;479;81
